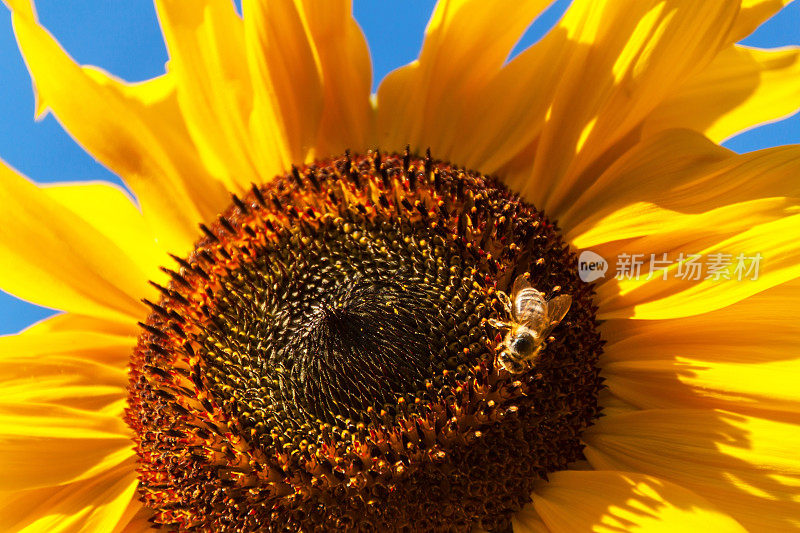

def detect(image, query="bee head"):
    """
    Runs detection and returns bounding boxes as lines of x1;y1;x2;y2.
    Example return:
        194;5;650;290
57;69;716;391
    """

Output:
510;331;537;356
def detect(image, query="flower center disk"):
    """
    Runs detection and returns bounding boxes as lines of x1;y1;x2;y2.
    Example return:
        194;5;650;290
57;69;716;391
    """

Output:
126;151;603;532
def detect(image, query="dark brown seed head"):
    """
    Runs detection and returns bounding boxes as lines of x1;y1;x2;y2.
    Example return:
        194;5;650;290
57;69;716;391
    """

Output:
126;151;603;532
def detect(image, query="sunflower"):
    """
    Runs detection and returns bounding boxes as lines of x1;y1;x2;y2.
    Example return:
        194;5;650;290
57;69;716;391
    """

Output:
2;0;800;531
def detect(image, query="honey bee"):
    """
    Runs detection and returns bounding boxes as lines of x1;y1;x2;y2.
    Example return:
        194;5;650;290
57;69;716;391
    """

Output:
489;275;572;373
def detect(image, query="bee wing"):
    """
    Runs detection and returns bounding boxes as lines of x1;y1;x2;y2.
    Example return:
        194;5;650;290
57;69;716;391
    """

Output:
539;294;572;338
547;295;571;323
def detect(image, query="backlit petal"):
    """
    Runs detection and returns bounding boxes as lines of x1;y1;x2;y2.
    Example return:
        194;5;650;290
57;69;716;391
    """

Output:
302;0;374;157
0;164;154;321
154;0;262;192
531;470;745;532
515;0;739;211
599;279;800;421
729;0;792;42
603;359;800;423
243;0;373;166
512;505;550;533
596;211;800;319
0;314;134;492
644;45;800;144
25;311;139;338
41;182;164;285
447;23;568;176
0;459;138;533
567;130;800;319
601;279;800;364
8;1;229;256
376;0;551;158
560;129;732;230
583;410;800;531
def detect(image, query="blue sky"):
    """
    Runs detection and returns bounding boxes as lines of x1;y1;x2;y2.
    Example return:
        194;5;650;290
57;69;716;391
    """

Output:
0;1;798;334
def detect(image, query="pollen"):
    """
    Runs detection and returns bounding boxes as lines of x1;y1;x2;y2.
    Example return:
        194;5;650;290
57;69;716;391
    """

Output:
126;150;603;531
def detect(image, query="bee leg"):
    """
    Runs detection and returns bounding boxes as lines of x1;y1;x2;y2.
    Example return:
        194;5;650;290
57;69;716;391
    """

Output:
496;290;512;315
497;352;512;371
537;338;554;355
488;318;510;330
499;353;525;374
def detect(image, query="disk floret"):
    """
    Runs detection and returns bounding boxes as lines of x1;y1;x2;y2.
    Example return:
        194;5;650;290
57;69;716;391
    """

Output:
126;151;603;531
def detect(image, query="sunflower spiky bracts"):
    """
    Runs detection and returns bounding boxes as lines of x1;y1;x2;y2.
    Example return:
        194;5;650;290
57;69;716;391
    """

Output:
126;150;604;531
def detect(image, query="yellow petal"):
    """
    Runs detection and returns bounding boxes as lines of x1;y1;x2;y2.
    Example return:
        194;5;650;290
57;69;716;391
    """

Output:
603;359;800;423
599;279;800;421
644;45;800;144
302;0;374;157
41;181;165;286
512;505;550;533
25;310;139;338
2;0;33;17
518;0;738;212
461;0;738;181
376;0;552;157
0;314;134;492
583;409;800;531
531;470;745;532
243;0;320;171
0;314;139;529
601;278;800;364
597;388;640;418
0;317;133;409
115;502;151;533
8;1;229;256
155;0;263;191
244;0;373;166
729;0;792;43
597;211;800;320
0;163;155;321
446;22;569;175
560;129;732;230
0;429;131;493
0;459;138;533
566;131;800;319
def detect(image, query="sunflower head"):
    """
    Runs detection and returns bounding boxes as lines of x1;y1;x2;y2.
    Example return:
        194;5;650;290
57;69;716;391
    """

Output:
126;151;603;530
5;0;799;531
